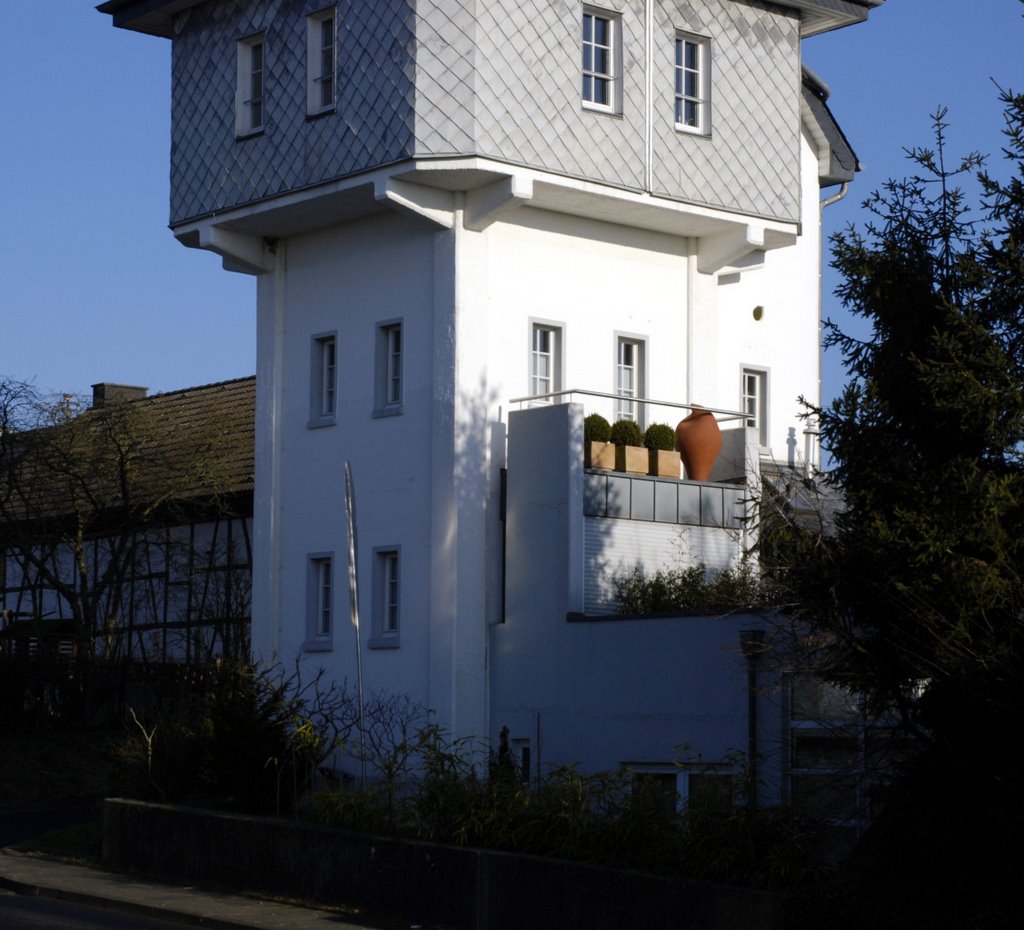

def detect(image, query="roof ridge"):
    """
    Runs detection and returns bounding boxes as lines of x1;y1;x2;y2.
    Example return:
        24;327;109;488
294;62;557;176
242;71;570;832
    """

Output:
141;374;256;402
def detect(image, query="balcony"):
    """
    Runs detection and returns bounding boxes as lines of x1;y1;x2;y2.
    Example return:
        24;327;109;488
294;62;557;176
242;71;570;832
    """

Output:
505;396;760;616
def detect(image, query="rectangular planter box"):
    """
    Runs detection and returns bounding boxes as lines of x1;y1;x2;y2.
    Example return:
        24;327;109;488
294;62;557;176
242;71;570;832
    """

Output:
615;444;648;475
585;440;616;469
648;449;681;478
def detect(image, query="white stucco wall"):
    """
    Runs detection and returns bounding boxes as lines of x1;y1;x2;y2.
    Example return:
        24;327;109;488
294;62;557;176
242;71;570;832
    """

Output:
496;402;783;800
480;208;691;430
252;212;448;726
250;119;825;762
709;129;825;465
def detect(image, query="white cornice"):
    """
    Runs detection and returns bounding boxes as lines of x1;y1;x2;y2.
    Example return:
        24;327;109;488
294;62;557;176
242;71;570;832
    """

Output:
172;158;800;278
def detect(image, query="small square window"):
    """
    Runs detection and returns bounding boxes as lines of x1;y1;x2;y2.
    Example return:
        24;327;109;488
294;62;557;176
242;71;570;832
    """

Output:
310;333;337;427
675;33;711;135
307;8;336;115
582;8;621;114
305;554;334;650
370;547;400;648
236;33;265;137
373;320;403;417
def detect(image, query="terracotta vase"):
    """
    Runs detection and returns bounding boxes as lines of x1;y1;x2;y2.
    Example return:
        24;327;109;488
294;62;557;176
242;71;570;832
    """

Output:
675;407;722;481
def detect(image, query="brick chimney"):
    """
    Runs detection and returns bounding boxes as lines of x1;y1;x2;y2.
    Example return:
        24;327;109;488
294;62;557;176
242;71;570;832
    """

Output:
91;383;149;407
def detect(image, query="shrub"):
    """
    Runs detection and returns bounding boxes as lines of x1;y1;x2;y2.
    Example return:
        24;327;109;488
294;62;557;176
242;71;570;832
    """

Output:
118;662;357;815
613;561;782;615
609;418;643;447
644;422;676;451
583;413;611;443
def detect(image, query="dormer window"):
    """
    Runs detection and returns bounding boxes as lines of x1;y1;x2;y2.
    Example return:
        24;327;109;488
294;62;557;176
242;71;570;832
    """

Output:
235;33;265;136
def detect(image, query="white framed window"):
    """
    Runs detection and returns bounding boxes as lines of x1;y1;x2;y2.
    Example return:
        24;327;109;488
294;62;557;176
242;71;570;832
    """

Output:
306;7;336;115
529;321;563;403
373;320;403;417
787;675;870;826
305;554;333;650
370;546;400;648
741;366;768;447
235;33;265;137
310;332;337;426
582;8;620;113
615;335;646;426
674;33;711;135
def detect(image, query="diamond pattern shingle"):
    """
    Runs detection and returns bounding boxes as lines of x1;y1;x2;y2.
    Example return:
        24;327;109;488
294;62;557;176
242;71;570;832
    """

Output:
650;0;801;219
168;0;802;227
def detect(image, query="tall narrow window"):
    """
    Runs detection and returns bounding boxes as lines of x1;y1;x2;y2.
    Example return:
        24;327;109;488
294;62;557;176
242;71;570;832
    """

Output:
741;367;768;447
307;8;336;115
530;323;562;403
370;547;401;647
374;320;403;416
582;9;619;113
236;34;265;136
315;558;332;636
306;554;333;649
383;551;399;633
385;325;401;406
615;337;645;425
675;33;710;134
310;333;337;426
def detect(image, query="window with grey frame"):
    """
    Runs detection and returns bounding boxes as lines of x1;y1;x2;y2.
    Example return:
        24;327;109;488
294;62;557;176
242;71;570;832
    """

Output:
307;8;336;115
741;367;768;447
615;336;645;426
370;547;400;647
311;333;337;425
373;321;403;416
530;322;562;403
305;554;333;650
236;33;265;136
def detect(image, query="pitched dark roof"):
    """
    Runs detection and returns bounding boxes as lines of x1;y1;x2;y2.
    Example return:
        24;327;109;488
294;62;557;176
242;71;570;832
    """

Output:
123;376;255;500
1;376;255;526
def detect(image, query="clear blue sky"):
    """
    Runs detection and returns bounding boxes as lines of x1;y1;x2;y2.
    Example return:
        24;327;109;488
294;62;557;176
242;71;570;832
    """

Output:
1;2;1021;405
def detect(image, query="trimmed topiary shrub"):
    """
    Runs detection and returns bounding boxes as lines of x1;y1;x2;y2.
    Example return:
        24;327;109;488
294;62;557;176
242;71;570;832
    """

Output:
644;423;675;451
583;412;611;443
610;419;643;447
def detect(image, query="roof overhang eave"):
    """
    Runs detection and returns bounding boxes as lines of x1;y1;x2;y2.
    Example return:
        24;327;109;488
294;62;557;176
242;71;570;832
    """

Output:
100;0;884;39
96;0;206;38
778;0;883;38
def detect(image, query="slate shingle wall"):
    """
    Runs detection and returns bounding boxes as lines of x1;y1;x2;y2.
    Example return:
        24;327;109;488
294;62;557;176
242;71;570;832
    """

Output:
168;0;800;227
171;0;416;225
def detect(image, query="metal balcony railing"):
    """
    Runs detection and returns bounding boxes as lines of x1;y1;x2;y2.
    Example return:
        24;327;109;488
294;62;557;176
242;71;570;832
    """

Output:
507;388;750;423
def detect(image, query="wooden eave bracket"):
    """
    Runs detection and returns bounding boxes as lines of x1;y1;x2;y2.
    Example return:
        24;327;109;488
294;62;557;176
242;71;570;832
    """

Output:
374;178;454;229
464;175;534;231
697;224;797;275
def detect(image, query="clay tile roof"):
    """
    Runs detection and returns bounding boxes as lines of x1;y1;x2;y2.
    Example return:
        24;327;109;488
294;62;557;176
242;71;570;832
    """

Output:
126;376;256;500
2;376;255;525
